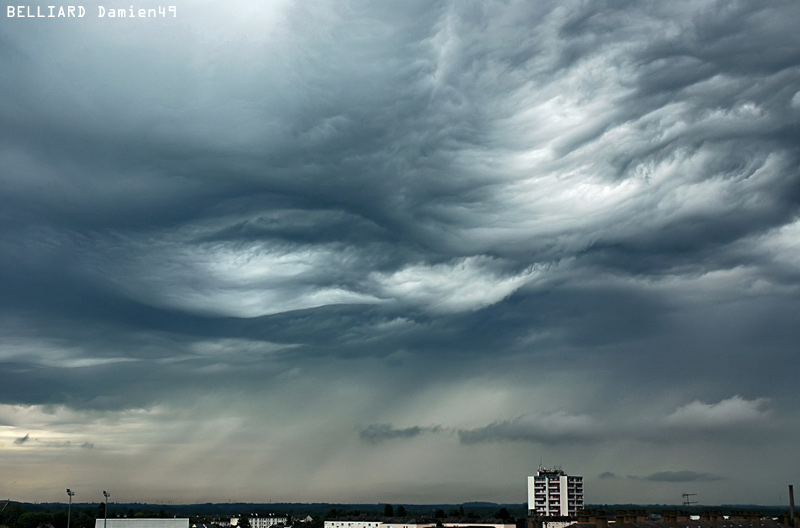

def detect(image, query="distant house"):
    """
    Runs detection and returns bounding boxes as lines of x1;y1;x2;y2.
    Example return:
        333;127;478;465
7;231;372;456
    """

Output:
191;523;217;528
526;518;576;528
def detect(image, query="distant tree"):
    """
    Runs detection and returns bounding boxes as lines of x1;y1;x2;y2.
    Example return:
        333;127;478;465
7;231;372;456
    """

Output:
77;509;96;528
238;518;251;528
396;507;406;518
434;510;445;519
383;505;393;518
52;511;68;528
495;508;511;521
1;503;25;528
458;506;464;517
17;512;54;528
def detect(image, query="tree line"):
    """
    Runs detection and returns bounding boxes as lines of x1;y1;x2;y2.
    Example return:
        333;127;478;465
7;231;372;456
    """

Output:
0;503;178;528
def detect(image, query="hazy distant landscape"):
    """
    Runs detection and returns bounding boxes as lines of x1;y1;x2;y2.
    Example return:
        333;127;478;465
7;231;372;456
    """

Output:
5;501;793;518
3;0;800;508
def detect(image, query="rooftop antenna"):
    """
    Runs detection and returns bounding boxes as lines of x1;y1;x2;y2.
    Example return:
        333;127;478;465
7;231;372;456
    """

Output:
682;494;697;507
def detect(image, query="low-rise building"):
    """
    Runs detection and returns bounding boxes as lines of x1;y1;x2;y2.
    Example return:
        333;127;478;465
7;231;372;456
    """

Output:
96;519;190;528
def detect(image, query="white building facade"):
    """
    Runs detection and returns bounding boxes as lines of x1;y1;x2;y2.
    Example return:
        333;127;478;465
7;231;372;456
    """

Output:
232;516;288;528
527;466;584;516
96;520;190;528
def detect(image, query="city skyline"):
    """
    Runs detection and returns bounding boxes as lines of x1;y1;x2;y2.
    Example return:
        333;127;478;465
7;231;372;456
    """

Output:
2;0;800;507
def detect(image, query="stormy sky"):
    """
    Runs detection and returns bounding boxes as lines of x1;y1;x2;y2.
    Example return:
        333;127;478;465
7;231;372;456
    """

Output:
2;0;800;507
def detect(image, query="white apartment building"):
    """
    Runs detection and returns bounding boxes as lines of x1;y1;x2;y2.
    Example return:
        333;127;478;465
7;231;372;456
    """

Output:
232;515;289;528
527;466;584;517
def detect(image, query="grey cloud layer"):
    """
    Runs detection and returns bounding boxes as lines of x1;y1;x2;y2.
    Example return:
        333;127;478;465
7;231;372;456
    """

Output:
598;472;725;483
363;396;775;446
645;471;725;483
1;0;800;505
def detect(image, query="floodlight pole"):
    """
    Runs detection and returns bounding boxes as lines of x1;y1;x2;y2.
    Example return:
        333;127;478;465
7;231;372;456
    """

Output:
66;490;75;528
103;491;110;528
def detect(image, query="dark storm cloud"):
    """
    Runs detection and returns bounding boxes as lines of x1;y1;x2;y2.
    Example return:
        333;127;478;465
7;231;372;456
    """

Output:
645;471;725;483
458;412;603;445
443;396;777;446
33;439;74;448
359;423;443;444
2;0;800;504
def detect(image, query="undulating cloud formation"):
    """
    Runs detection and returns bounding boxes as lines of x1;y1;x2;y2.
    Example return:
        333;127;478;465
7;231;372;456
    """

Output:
2;0;800;506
